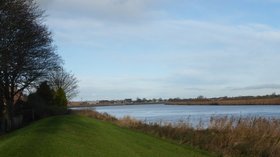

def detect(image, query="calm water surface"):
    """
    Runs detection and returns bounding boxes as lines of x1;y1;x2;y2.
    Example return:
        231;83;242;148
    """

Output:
76;104;280;126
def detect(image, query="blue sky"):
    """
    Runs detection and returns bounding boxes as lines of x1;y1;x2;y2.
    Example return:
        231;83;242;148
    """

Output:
38;0;280;100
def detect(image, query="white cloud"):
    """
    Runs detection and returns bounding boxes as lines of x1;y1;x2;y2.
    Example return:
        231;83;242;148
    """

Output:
231;84;280;90
38;0;168;22
49;18;280;100
48;17;280;47
35;0;280;100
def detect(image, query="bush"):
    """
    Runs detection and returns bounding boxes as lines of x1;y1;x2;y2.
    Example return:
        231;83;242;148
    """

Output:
27;82;68;119
54;88;67;106
27;93;50;119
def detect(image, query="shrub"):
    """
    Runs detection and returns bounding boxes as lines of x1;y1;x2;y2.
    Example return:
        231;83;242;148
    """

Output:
54;88;67;106
27;82;68;119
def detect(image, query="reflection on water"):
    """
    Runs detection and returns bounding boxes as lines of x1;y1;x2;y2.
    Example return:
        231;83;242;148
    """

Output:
75;104;280;126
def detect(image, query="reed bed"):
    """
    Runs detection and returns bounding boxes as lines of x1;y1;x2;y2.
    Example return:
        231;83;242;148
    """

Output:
71;109;280;157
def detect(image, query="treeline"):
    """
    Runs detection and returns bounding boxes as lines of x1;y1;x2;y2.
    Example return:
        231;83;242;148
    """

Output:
167;94;280;105
0;0;78;132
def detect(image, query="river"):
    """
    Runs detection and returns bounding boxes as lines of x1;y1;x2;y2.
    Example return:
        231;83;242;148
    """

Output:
73;104;280;126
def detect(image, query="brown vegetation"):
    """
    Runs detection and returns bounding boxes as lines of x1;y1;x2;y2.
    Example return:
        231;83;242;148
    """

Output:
71;109;118;122
72;109;280;157
167;97;280;105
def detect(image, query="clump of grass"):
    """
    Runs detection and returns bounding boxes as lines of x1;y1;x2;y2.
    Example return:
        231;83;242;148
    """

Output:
205;117;280;157
72;109;280;157
117;116;143;128
70;109;117;122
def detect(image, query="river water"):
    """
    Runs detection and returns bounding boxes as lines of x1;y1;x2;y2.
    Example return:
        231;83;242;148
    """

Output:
75;104;280;126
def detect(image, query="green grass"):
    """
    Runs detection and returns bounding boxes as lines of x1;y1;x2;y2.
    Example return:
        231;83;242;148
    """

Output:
0;115;213;157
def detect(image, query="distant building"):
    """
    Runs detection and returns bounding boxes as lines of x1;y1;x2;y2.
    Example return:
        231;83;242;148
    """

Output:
124;99;133;104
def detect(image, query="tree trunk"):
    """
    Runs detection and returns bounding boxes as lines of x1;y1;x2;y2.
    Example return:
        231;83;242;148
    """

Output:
6;100;14;131
0;86;4;132
3;76;15;131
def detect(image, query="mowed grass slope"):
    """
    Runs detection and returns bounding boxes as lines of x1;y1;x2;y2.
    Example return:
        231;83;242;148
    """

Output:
0;115;213;157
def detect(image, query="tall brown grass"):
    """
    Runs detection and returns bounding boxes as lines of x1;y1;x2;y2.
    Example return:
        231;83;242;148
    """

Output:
71;109;280;157
71;109;117;122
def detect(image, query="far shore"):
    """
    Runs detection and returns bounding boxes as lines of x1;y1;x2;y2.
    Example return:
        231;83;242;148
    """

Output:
68;102;163;108
167;97;280;106
69;95;280;108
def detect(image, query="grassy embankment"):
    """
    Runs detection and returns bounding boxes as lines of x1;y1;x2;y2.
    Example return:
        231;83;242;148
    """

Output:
0;115;213;157
74;110;280;157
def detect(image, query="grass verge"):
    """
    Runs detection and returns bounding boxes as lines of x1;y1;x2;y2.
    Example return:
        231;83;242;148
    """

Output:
0;115;213;157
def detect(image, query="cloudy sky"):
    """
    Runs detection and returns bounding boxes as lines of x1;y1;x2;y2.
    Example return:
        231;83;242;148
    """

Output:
38;0;280;100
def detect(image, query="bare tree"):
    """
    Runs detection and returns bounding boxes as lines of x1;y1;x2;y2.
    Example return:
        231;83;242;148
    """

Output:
48;68;79;100
0;0;61;130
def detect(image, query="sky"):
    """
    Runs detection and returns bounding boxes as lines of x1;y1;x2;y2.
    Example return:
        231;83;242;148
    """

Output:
37;0;280;101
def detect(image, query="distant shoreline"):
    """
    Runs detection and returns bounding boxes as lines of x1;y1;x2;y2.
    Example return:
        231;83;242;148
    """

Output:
68;102;163;108
69;96;280;108
68;102;280;108
166;97;280;106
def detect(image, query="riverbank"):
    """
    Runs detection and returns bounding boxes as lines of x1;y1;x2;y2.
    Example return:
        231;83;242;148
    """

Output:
167;97;280;105
68;103;160;108
0;115;213;157
69;95;280;108
74;109;280;157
